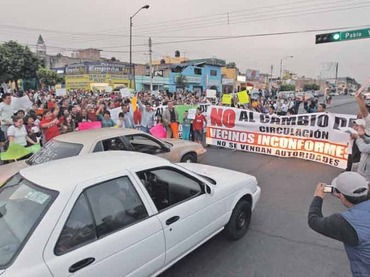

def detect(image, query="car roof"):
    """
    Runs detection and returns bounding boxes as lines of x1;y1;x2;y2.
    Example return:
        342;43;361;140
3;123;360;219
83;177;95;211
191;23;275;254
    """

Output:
55;128;143;144
20;151;170;191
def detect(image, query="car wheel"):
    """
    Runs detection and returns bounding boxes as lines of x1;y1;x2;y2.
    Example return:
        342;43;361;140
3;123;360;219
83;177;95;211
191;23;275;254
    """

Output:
224;199;252;240
181;153;197;163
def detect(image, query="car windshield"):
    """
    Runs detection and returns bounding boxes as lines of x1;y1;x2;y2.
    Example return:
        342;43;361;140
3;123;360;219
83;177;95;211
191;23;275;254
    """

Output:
27;140;83;166
177;165;217;185
0;174;57;269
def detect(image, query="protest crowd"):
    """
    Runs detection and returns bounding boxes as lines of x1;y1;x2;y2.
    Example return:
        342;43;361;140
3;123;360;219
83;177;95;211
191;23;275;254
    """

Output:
0;87;328;163
1;83;370;276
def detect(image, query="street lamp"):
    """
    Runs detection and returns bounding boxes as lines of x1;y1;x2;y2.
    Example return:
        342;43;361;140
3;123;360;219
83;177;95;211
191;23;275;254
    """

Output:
129;4;150;91
280;56;293;82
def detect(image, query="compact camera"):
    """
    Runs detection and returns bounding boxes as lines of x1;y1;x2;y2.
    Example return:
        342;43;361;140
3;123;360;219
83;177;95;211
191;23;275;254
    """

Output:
324;185;334;193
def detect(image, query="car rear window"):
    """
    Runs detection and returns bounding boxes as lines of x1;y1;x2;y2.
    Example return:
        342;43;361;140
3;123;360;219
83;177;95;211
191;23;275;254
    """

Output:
27;140;83;165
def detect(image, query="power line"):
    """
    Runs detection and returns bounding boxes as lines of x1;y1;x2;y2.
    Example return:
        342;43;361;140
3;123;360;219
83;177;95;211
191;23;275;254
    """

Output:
101;0;324;31
93;7;370;49
150;24;370;46
133;0;368;32
0;0;359;43
134;1;370;36
97;24;370;52
0;1;368;50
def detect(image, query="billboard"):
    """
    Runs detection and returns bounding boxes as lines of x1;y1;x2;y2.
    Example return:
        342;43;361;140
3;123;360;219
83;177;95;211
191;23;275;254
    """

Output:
246;69;260;80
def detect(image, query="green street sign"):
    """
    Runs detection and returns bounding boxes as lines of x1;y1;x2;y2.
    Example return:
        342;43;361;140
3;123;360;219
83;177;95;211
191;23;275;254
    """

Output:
316;28;370;44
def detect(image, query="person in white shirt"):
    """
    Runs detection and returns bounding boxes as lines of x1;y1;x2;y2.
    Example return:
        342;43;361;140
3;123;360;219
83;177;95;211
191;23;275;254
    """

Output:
7;116;37;147
280;100;288;115
0;93;14;137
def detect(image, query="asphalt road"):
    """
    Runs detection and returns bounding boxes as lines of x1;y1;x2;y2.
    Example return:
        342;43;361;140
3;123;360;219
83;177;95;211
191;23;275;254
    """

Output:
160;95;357;277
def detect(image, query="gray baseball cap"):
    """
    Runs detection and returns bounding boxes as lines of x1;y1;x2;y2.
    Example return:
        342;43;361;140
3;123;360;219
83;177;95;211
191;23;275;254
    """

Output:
331;172;369;197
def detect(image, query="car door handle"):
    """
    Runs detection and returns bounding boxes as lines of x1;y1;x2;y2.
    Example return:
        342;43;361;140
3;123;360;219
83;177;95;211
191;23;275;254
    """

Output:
166;216;180;225
69;257;95;273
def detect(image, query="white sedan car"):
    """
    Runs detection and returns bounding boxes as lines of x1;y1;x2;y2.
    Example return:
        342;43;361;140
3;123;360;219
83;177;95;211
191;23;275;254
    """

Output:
0;152;261;277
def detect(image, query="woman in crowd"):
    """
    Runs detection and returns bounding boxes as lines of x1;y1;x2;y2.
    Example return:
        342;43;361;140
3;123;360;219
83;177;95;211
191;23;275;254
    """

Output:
79;108;91;123
7;116;37;147
60;115;75;134
149;115;166;138
95;104;115;128
24;115;40;145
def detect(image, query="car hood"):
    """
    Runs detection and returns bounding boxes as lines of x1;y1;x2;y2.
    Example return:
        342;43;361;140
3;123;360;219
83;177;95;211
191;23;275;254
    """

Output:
0;160;29;186
177;163;257;188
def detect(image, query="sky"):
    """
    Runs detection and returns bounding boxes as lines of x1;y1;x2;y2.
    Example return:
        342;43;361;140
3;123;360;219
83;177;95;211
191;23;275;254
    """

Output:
0;0;369;82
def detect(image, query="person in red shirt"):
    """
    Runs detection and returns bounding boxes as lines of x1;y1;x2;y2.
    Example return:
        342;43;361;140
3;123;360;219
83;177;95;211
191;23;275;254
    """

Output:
133;107;142;128
40;106;60;143
47;98;56;110
192;108;207;144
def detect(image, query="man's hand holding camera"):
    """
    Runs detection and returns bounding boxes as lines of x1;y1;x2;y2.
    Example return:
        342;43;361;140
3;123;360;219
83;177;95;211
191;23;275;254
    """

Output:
314;183;327;199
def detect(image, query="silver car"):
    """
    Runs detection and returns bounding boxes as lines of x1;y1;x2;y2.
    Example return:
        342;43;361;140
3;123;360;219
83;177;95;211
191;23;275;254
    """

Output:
0;128;207;184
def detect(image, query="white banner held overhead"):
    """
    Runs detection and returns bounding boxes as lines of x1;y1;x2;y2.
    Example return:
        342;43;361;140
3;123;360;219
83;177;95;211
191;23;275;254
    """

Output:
205;106;356;169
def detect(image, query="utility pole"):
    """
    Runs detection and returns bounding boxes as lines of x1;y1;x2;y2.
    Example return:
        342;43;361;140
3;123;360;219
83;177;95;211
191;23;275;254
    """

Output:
270;65;273;90
129;16;133;89
129;5;150;91
149;37;153;92
335;62;339;93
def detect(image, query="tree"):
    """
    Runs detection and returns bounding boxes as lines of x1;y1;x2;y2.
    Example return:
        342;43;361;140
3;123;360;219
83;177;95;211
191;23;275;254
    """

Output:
280;84;295;91
226;62;237;68
175;74;188;90
303;84;320;91
0;41;42;89
37;67;64;88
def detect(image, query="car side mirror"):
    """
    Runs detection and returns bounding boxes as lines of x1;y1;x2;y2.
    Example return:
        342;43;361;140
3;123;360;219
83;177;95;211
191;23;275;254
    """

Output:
163;145;171;152
205;184;214;196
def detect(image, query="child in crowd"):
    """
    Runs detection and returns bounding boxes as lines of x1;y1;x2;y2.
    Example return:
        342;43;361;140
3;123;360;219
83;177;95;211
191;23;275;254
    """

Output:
149;115;166;138
182;111;192;140
117;112;125;128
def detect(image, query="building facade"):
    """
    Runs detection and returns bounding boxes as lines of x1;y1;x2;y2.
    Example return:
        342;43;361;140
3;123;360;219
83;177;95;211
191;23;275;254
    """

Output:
134;64;171;91
221;67;239;93
168;62;222;93
64;62;131;91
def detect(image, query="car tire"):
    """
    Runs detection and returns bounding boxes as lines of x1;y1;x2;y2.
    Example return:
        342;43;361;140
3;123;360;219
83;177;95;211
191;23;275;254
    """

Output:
224;199;252;240
181;153;197;163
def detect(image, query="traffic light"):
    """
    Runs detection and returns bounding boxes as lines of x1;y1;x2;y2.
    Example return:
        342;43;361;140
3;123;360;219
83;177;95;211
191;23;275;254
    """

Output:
315;32;341;44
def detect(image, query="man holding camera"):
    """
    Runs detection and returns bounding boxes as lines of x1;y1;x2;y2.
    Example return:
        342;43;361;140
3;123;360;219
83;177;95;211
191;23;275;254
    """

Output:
308;172;370;276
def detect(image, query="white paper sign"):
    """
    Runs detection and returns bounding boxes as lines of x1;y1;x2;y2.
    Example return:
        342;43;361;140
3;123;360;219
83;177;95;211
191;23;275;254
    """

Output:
56;88;67;97
109;107;121;123
105;86;113;93
188;109;197;120
120;88;131;98
206;89;217;99
11;96;33;111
